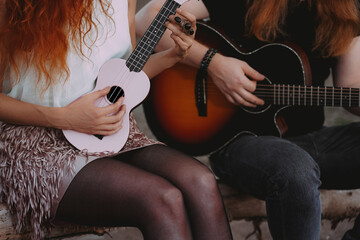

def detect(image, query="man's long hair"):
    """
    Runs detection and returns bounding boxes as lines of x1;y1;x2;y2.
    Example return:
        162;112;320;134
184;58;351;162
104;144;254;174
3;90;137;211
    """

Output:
245;0;360;57
0;0;112;91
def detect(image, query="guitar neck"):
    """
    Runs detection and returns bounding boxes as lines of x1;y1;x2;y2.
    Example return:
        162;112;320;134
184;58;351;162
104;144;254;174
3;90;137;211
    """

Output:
126;0;180;72
256;84;360;107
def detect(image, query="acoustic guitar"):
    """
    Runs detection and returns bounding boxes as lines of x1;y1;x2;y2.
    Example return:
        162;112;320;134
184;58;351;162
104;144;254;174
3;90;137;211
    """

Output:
63;0;190;153
143;21;360;156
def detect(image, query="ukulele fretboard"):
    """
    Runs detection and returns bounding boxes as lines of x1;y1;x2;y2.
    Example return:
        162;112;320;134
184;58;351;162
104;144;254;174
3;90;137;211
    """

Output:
126;0;180;72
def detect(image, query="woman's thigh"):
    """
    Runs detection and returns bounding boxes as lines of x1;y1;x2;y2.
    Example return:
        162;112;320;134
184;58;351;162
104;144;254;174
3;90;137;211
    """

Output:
55;156;186;227
117;144;216;193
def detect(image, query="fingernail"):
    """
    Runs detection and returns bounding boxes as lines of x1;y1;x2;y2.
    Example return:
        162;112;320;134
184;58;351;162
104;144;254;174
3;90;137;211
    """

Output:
174;16;182;23
184;22;191;30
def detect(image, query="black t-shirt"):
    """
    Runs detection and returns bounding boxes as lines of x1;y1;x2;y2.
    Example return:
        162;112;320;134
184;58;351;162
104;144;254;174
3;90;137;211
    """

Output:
202;0;357;136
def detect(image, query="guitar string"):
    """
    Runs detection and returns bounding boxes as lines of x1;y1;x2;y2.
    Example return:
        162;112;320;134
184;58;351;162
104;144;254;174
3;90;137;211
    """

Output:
100;1;175;106
106;0;178;104
189;83;360;106
204;85;359;95
204;84;357;91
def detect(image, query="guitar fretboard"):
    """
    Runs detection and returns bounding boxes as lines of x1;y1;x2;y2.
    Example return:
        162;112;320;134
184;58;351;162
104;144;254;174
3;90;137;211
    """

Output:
126;0;180;72
255;84;360;107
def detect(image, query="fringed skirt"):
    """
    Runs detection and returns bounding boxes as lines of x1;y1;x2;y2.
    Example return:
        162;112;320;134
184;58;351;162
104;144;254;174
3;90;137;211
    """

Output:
0;114;159;239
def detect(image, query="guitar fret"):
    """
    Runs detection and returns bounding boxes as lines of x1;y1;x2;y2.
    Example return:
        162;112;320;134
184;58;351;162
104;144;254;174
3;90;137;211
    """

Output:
319;87;325;106
293;85;295;105
332;87;334;107
317;86;319;106
349;88;352;107
278;84;281;105
324;87;326;107
282;84;285;105
340;88;343;106
355;88;360;107
334;88;340;106
273;84;276;104
304;86;306;106
325;87;332;106
310;86;313;106
352;88;360;107
287;85;290;105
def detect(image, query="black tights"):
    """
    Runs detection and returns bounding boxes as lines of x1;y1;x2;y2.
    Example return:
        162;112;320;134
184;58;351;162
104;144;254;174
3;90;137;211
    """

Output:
55;144;233;240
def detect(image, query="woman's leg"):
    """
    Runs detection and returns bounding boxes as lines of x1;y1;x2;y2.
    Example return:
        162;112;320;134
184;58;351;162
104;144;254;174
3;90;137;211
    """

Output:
56;144;232;240
119;144;233;240
56;157;192;240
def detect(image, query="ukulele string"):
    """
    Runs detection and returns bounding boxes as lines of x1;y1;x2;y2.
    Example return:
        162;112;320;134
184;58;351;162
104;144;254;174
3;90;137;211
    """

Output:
98;0;177;107
96;63;130;108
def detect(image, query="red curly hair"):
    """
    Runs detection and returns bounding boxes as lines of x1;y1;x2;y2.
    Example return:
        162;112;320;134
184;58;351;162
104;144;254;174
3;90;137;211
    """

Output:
0;0;112;91
245;0;360;57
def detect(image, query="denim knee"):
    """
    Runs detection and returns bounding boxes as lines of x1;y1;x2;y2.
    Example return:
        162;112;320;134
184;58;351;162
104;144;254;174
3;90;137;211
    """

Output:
210;135;321;201
265;140;321;201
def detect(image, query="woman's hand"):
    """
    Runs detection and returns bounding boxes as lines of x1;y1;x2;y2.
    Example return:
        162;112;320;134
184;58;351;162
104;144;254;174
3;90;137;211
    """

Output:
142;9;197;78
165;9;196;60
62;87;126;136
208;54;265;107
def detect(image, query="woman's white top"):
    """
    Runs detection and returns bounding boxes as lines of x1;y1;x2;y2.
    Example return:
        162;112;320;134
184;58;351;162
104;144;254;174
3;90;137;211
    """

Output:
2;0;132;107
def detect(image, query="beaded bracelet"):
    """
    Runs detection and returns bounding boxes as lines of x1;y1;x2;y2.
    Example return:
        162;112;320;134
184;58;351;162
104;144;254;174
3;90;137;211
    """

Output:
199;48;218;75
195;48;218;116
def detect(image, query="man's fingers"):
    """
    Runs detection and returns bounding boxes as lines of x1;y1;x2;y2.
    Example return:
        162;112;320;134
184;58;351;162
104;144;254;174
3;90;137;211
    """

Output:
243;63;265;81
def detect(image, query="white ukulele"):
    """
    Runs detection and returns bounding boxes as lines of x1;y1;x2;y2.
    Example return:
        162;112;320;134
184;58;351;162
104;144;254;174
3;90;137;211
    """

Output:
63;0;189;153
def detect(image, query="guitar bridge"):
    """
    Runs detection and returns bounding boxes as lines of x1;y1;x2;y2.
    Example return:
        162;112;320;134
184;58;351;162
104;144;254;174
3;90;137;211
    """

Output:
195;71;207;117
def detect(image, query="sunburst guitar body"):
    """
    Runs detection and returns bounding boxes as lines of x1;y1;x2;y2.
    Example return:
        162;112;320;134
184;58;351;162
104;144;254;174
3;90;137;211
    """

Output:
143;22;360;155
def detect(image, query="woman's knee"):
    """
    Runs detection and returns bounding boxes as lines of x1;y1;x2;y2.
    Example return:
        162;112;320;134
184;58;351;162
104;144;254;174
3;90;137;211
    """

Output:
179;164;219;196
145;185;186;219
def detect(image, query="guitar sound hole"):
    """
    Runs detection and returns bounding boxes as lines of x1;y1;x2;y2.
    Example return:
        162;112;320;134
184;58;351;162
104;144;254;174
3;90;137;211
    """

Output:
107;86;125;104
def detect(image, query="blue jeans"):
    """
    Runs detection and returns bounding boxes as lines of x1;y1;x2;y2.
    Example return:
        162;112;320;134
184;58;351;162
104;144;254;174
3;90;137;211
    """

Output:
209;122;360;240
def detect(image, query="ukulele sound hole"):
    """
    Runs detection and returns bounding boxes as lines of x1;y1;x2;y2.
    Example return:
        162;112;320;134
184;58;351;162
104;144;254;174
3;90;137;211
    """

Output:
93;86;125;140
107;86;125;104
94;134;104;140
